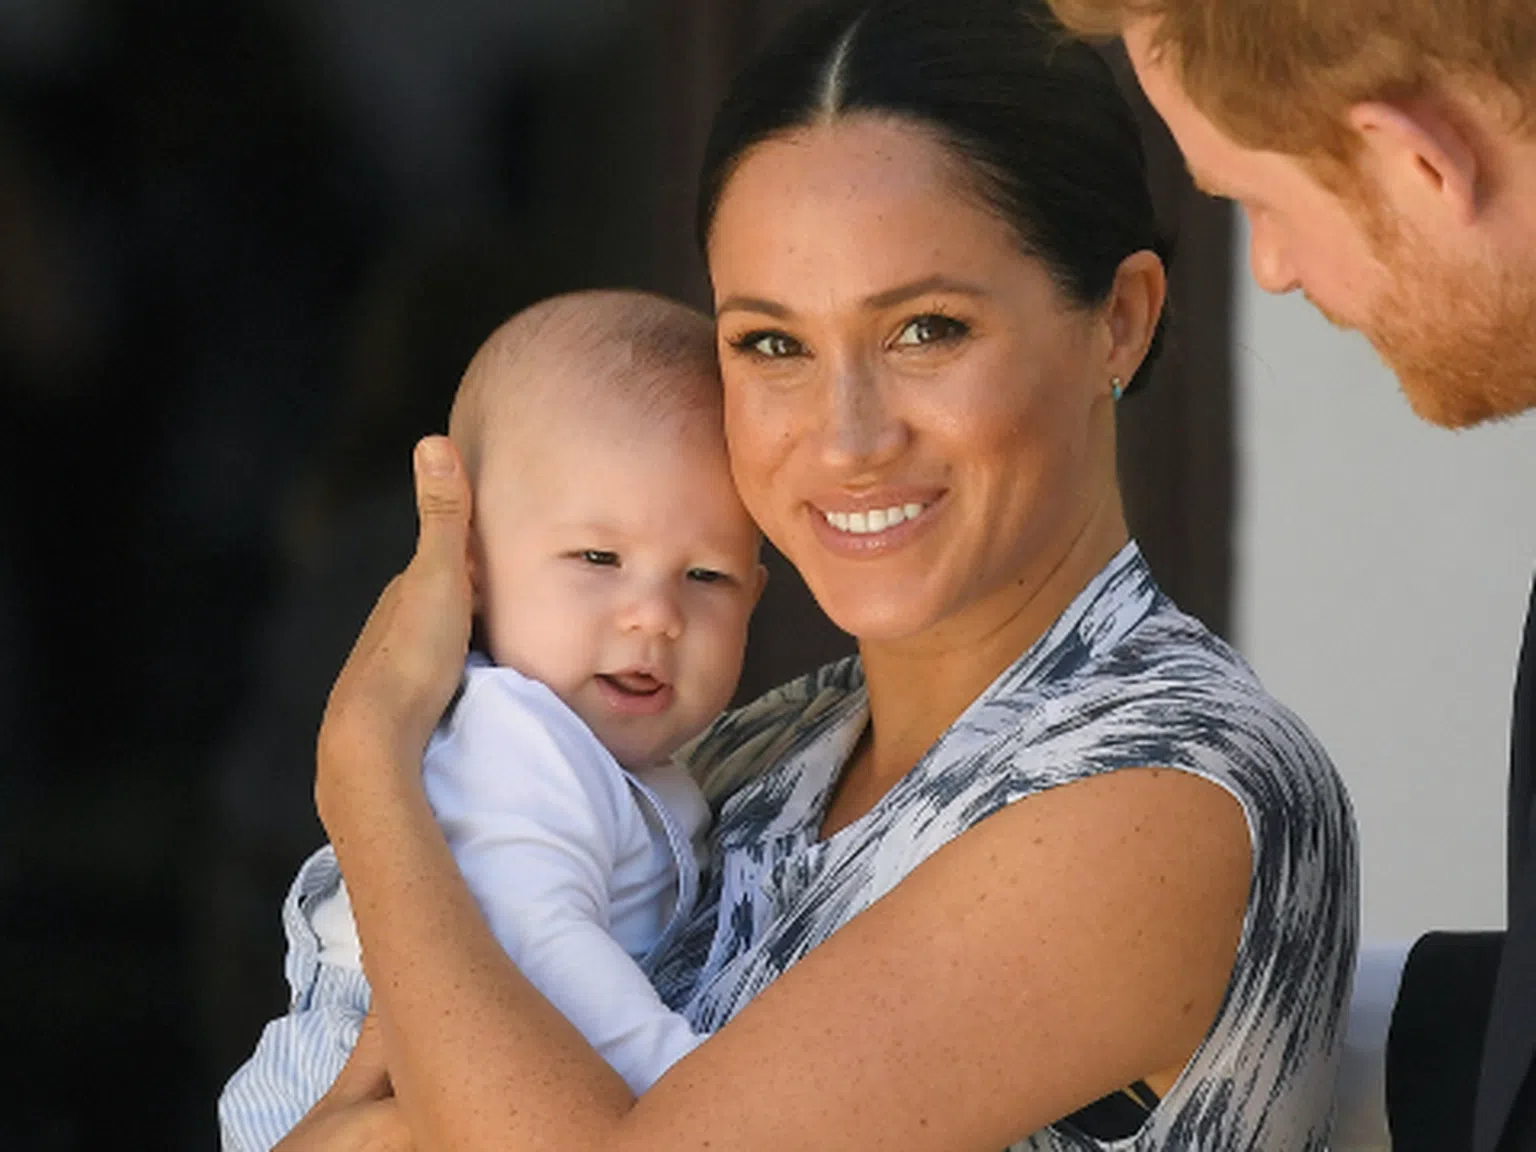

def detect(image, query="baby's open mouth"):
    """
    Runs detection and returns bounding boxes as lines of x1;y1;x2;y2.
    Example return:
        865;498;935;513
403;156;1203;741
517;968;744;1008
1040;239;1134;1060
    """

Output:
595;671;675;717
599;672;665;696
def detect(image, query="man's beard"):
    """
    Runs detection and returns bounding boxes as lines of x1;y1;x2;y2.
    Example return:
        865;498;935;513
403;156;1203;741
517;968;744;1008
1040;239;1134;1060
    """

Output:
1361;223;1536;429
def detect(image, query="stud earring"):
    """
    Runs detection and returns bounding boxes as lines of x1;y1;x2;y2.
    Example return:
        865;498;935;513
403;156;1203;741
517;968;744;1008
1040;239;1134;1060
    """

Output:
1110;376;1124;402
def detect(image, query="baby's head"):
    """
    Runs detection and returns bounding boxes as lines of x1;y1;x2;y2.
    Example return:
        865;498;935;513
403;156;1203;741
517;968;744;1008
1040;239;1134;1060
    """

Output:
449;289;765;770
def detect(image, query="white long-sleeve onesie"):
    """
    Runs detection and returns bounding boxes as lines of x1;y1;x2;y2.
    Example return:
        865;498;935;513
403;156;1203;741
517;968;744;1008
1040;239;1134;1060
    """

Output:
218;657;710;1152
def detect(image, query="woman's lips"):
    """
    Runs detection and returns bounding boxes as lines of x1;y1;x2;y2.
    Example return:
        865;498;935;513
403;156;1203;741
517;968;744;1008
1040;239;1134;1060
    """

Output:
809;491;944;555
821;500;927;535
596;672;675;716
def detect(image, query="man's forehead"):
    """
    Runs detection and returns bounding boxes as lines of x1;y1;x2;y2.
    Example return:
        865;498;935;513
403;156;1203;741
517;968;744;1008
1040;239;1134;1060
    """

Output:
1123;19;1184;109
1120;23;1241;192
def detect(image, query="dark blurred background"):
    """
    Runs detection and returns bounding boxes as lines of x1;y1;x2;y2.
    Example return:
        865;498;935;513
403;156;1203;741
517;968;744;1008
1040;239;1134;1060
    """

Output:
0;1;1229;1146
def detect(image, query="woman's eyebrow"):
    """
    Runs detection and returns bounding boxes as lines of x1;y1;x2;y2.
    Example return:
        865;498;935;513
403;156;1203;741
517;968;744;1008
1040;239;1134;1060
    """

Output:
717;275;990;320
863;275;990;309
716;294;791;320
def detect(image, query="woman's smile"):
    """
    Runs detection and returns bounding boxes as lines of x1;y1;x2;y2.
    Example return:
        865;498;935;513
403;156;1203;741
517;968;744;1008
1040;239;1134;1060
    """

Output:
822;504;922;535
808;490;944;554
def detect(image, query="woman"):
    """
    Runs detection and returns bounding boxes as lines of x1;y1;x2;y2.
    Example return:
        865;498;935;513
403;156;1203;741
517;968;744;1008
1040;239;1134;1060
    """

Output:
284;1;1356;1147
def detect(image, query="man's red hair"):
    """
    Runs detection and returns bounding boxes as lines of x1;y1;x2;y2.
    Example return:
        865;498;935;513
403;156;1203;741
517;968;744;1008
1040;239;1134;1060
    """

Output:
1045;0;1536;163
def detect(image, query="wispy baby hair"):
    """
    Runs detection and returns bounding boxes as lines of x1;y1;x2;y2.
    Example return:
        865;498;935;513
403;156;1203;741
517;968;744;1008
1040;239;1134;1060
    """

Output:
448;289;719;482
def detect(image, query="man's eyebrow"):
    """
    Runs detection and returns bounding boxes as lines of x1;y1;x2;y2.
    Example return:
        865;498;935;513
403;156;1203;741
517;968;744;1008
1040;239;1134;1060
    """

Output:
716;275;990;320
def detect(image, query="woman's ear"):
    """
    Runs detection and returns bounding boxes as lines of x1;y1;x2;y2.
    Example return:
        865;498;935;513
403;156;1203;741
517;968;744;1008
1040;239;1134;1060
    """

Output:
1348;98;1480;227
1104;249;1167;385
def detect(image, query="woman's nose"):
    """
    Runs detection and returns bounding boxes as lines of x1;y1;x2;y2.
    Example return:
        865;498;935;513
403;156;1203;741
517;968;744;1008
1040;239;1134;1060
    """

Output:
820;359;907;472
618;582;684;640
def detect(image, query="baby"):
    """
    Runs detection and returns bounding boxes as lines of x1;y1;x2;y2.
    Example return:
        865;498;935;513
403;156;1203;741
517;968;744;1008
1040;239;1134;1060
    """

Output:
219;289;765;1151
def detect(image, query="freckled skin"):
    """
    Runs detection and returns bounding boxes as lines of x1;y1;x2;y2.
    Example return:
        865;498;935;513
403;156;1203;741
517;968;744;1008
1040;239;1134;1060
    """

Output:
709;117;1130;654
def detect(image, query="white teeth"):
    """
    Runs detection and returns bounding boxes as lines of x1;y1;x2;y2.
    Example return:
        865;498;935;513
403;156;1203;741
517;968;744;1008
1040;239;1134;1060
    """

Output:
823;502;927;535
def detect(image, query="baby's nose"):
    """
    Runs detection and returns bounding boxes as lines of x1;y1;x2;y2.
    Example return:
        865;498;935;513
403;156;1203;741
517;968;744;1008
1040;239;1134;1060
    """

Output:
620;584;684;640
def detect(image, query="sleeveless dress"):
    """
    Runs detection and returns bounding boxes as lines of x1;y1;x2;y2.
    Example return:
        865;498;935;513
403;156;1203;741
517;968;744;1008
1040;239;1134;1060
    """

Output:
649;543;1358;1150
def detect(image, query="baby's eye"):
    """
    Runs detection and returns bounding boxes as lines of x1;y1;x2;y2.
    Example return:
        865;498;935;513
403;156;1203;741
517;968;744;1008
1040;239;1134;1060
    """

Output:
686;567;731;585
731;330;805;359
579;549;620;567
892;313;969;347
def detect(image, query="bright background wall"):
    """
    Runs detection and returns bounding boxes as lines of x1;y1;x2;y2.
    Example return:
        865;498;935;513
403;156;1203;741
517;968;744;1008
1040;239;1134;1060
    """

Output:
1231;217;1536;940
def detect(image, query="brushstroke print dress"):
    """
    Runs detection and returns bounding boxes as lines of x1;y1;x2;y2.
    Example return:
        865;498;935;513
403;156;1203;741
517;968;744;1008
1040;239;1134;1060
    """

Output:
649;543;1358;1150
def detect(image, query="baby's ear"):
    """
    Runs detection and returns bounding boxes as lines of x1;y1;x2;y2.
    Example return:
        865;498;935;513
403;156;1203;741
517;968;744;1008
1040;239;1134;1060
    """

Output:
750;562;769;608
466;539;491;659
466;532;485;613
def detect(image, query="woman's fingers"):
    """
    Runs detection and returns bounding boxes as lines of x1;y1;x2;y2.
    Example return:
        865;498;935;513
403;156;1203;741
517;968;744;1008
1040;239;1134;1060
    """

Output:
411;435;473;578
385;435;475;714
274;1016;413;1152
317;437;475;815
274;1094;412;1152
330;1013;393;1103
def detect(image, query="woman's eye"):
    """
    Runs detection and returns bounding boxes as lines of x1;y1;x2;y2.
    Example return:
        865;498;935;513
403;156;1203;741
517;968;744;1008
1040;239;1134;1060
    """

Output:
893;313;968;347
579;550;620;567
733;330;804;359
686;567;730;585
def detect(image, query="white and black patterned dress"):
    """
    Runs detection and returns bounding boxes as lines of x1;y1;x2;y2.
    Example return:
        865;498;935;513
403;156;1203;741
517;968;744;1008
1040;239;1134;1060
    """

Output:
649;543;1358;1150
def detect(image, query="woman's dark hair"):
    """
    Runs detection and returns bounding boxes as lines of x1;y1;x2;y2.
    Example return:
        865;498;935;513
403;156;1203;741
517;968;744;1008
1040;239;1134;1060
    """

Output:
696;0;1169;394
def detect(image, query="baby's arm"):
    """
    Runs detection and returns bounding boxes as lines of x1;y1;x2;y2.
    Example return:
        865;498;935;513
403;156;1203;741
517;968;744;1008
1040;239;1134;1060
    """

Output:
427;668;704;1094
217;848;373;1152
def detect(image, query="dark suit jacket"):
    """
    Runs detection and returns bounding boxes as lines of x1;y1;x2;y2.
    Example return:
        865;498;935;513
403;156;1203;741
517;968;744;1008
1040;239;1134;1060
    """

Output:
1387;577;1536;1152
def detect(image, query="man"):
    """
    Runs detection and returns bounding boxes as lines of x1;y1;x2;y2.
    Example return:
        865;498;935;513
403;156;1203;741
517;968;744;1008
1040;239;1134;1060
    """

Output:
1041;0;1536;1148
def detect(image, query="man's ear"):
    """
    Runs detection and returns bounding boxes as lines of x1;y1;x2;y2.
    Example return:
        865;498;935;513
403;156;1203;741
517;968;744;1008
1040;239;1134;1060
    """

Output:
1348;99;1481;225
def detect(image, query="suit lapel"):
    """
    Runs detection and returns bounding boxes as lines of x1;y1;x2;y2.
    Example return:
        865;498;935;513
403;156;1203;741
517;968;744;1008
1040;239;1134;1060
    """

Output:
1474;576;1536;1152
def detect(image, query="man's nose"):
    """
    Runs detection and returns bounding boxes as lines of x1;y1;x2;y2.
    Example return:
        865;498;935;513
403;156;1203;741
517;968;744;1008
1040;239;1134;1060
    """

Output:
1248;214;1301;295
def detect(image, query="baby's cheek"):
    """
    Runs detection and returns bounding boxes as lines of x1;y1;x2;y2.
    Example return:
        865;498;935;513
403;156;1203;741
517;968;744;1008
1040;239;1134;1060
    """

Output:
698;621;751;713
486;599;591;696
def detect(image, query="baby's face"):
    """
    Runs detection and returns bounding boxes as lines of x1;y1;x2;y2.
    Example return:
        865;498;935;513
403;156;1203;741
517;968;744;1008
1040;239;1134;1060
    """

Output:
473;398;764;769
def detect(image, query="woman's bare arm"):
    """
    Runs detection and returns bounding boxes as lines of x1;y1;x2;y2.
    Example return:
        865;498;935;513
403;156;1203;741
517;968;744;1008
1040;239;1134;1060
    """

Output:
316;437;1251;1152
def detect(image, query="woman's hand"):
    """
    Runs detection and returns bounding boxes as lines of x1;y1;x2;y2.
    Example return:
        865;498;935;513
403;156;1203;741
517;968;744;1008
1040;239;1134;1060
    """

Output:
316;436;474;831
275;1015;413;1152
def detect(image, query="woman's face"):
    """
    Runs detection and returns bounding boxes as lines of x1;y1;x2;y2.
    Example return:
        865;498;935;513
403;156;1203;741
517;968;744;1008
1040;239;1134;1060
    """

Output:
707;116;1125;643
